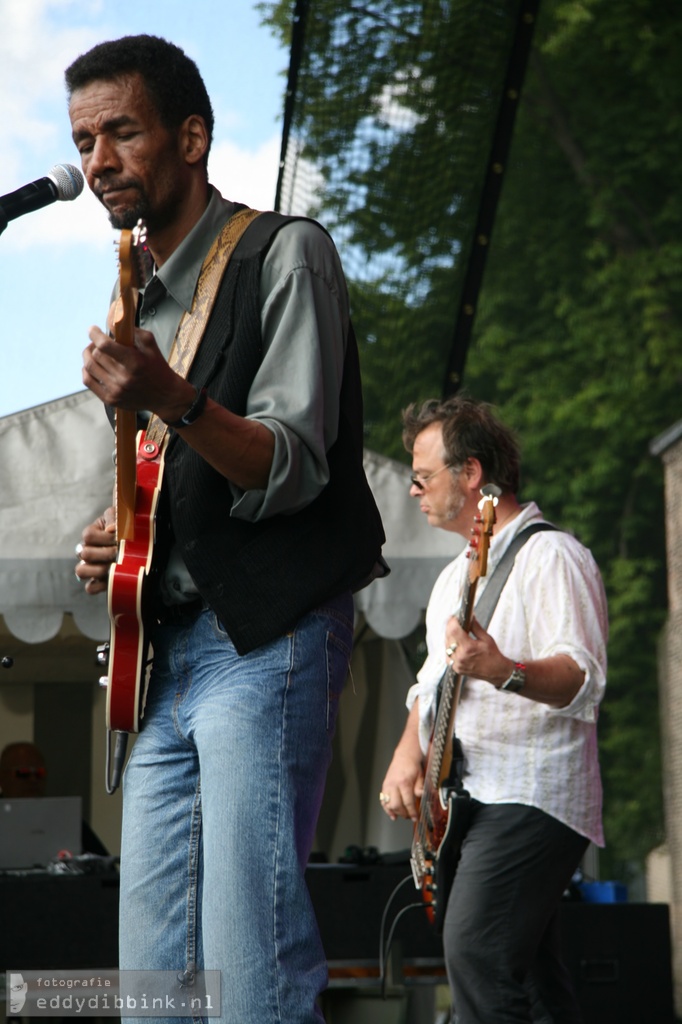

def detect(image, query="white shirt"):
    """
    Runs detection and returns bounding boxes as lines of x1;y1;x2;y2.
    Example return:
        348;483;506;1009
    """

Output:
407;502;608;845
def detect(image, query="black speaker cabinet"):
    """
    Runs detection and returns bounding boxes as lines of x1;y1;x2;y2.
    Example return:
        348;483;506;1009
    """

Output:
0;872;120;969
560;902;675;1024
306;864;676;1022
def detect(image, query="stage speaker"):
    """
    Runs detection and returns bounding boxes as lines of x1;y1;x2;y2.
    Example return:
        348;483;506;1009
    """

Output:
306;861;442;965
306;865;676;1023
559;902;675;1024
0;872;119;969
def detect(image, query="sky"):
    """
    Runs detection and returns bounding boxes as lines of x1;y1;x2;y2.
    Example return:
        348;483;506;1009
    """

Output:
0;0;288;419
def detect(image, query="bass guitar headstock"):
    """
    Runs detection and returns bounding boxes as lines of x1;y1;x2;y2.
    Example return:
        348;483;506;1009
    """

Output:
116;219;153;298
467;483;501;582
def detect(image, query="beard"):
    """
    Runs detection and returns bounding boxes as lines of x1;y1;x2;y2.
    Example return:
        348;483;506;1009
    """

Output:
444;479;467;522
108;202;148;231
100;178;180;234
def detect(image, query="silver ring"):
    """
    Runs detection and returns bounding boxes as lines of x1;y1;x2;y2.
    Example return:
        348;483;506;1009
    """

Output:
445;643;458;657
75;543;83;556
379;792;390;805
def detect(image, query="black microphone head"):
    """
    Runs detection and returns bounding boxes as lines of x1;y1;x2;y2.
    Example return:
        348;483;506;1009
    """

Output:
47;163;84;201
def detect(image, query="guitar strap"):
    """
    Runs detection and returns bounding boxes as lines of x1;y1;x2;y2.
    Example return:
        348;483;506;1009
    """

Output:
472;521;559;629
144;205;263;447
436;522;560;776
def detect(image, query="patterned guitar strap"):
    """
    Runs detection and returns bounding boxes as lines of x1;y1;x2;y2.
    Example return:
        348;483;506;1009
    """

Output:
144;205;263;449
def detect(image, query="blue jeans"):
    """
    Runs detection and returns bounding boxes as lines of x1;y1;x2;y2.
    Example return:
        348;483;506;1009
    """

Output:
118;594;354;1024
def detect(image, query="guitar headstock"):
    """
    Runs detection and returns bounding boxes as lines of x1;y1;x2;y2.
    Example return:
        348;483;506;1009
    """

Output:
467;483;501;582
113;220;153;347
116;219;153;293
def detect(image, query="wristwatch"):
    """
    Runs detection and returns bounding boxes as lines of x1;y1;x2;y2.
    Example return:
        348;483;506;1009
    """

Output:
163;386;208;430
499;661;526;693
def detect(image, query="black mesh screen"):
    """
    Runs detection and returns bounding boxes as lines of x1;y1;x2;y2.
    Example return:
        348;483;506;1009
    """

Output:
274;0;536;456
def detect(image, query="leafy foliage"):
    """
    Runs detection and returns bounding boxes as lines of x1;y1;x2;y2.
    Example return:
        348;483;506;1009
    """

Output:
261;0;682;877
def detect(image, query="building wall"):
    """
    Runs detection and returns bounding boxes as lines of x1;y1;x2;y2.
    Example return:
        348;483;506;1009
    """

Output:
658;435;682;1013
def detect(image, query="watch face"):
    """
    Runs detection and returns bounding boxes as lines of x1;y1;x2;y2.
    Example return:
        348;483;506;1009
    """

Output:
501;668;525;692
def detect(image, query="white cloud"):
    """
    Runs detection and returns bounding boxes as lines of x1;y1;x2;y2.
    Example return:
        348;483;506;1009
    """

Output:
0;0;103;180
208;135;281;212
1;180;115;251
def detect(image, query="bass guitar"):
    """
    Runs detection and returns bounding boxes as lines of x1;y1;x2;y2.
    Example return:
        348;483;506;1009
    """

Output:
410;484;498;932
98;222;160;779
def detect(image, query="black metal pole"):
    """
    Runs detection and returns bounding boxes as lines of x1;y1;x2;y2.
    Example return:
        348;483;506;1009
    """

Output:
442;0;541;396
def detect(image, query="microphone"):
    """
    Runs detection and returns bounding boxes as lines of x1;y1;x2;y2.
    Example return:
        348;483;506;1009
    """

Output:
0;163;84;232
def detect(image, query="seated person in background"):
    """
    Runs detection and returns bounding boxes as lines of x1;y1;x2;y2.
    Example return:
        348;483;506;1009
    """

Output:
0;741;47;798
0;741;108;856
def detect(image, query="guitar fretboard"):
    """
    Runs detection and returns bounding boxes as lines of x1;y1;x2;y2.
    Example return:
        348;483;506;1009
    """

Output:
427;569;476;787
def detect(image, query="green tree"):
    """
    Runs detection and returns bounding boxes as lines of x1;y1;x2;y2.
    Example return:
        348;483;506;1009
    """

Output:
261;0;682;879
262;0;524;454
467;0;682;876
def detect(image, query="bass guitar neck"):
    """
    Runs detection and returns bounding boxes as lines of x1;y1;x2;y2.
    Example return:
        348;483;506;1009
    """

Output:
410;485;499;930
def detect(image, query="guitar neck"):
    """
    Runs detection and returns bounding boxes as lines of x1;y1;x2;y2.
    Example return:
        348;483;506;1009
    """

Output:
427;573;480;788
111;221;152;545
115;409;137;541
113;291;137;543
457;572;477;634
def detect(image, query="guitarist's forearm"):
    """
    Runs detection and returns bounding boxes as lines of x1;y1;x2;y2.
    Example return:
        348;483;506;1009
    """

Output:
381;702;424;821
446;617;585;709
493;653;585;708
166;397;275;492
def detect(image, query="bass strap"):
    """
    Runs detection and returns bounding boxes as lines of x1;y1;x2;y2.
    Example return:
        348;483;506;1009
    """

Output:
435;521;559;713
144;205;263;447
472;520;559;630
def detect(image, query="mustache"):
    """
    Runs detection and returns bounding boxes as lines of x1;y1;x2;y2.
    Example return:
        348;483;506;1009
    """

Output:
94;178;140;200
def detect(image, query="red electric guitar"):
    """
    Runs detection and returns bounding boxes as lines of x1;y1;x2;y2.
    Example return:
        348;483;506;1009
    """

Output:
100;221;162;750
410;485;498;932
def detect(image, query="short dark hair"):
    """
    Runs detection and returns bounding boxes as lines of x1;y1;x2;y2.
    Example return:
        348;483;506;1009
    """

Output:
402;395;521;494
65;34;214;158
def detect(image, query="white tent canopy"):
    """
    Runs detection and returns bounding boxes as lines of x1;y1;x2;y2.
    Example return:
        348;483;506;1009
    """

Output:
0;389;461;644
0;391;113;643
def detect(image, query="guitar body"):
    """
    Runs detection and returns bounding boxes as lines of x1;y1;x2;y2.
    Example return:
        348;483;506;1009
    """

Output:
411;730;472;932
412;783;473;932
106;434;165;733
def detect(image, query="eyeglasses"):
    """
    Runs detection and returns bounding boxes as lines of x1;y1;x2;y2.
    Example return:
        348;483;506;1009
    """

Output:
409;464;452;492
11;767;46;780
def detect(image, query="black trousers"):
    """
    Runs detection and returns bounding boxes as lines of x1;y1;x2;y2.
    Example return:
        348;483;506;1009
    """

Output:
442;802;589;1024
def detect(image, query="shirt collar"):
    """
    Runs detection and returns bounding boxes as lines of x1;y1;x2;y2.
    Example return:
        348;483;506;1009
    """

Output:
483;501;544;570
153;186;241;312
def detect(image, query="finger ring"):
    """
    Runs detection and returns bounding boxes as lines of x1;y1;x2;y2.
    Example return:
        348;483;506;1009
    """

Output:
75;543;83;556
446;643;458;656
379;792;390;804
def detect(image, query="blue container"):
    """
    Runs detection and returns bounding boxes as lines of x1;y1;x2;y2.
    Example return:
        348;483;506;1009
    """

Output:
579;880;627;903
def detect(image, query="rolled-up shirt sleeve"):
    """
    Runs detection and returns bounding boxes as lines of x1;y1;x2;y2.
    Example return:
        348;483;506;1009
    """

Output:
517;537;608;723
230;219;349;521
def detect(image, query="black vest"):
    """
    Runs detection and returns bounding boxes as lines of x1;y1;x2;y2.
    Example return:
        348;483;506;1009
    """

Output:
160;212;386;654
